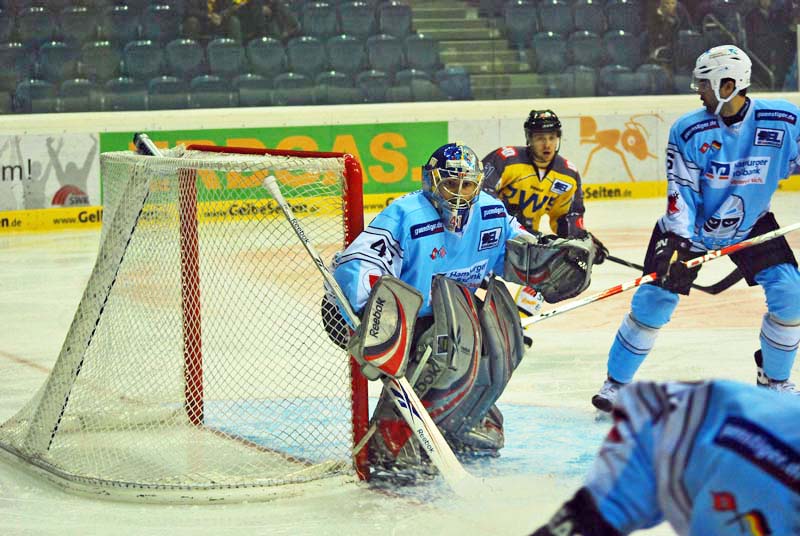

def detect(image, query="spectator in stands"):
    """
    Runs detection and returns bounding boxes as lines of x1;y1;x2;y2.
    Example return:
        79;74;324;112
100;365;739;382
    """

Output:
646;0;693;70
745;0;782;87
183;0;245;42
260;0;300;43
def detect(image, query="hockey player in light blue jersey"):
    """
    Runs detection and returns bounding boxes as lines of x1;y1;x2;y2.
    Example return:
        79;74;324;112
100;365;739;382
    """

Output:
533;379;800;536
323;142;603;480
592;45;800;412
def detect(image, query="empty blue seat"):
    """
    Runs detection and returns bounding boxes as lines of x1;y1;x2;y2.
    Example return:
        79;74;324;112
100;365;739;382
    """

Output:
0;42;35;92
59;78;96;112
233;73;272;107
38;41;80;83
604;30;641;69
573;0;606;34
58;6;98;46
538;0;572;36
272;71;314;105
404;33;440;74
395;68;431;85
532;32;567;74
123;40;163;80
103;76;147;110
366;33;403;75
674;73;692;94
165;38;204;80
207;38;244;79
338;1;375;40
246;37;286;78
674;30;705;74
302;2;338;39
434;65;471;100
14;78;57;113
565;64;596;96
636;63;672;94
315;70;362;104
0;9;11;42
356;69;389;102
122;0;150;15
189;74;234;108
598;64;632;96
148;75;188;109
286;36;327;78
568;30;604;67
17;7;58;47
504;0;538;48
101;5;140;46
140;4;180;43
81;40;122;82
606;0;641;33
326;34;366;76
378;1;412;38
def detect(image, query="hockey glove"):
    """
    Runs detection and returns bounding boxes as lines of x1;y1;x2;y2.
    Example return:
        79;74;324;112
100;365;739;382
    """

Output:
589;233;608;265
514;286;544;317
653;232;700;295
531;487;622;536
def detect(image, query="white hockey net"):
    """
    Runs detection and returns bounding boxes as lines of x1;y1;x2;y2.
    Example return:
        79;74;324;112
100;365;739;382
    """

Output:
0;145;368;502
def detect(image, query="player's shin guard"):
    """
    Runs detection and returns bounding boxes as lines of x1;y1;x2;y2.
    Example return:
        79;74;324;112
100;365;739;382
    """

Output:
607;313;660;384
758;313;800;381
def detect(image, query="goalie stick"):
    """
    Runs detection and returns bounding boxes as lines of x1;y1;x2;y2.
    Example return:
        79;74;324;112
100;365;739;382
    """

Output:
522;221;800;329
606;254;743;295
261;175;477;495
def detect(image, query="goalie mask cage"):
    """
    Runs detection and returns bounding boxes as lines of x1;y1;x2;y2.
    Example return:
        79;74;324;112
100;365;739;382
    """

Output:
0;144;369;502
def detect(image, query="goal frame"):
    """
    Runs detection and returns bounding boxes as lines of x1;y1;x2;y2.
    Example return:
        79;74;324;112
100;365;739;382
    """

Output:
182;144;369;481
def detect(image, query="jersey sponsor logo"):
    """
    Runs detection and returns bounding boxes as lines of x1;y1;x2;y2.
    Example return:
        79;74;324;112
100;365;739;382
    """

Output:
498;146;517;159
714;416;800;494
478;227;502;251
681;118;719;141
481;205;506;220
444;260;489;286
755;109;797;124
410;220;444;239
550;179;572;194
704;157;770;185
754;127;785;148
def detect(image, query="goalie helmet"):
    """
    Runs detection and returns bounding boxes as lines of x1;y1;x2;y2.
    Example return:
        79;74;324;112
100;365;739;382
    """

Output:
422;142;484;233
691;45;751;115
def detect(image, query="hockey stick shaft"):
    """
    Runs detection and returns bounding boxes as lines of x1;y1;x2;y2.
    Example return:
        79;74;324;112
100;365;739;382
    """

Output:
522;221;800;328
606;254;743;295
262;175;476;493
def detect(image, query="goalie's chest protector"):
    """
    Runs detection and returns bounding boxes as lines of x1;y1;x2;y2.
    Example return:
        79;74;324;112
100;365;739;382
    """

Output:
400;192;521;315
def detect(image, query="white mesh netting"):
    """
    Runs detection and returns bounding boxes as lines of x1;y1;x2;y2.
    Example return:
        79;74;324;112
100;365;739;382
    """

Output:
0;147;366;502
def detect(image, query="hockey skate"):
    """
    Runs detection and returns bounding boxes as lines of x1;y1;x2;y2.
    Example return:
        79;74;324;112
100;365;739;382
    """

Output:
754;350;800;394
591;376;625;412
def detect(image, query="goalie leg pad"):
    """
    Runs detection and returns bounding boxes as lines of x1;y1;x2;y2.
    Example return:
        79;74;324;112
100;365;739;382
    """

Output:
729;212;797;286
347;276;423;380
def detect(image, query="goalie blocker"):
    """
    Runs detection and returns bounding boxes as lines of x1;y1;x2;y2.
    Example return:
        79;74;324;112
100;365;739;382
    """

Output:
325;274;525;481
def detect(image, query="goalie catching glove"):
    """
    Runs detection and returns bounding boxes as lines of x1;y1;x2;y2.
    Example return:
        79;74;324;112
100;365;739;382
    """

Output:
347;276;423;380
504;233;596;303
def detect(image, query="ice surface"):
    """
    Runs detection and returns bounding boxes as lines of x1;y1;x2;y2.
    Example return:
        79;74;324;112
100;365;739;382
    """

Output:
2;194;798;535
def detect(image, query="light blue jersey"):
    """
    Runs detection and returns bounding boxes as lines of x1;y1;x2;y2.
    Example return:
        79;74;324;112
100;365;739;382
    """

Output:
333;191;525;317
664;98;800;250
588;380;800;535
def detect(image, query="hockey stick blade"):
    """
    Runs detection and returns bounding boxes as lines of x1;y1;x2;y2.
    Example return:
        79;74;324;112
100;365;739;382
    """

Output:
523;221;800;329
262;175;478;495
606;254;743;295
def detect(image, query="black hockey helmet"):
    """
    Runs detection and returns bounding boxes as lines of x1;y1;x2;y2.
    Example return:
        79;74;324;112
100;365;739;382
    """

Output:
524;109;562;141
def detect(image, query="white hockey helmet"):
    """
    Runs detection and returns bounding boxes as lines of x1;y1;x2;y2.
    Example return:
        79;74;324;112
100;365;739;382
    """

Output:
691;45;751;114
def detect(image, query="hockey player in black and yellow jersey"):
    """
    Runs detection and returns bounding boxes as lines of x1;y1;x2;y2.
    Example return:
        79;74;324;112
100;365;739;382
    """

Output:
482;109;607;264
